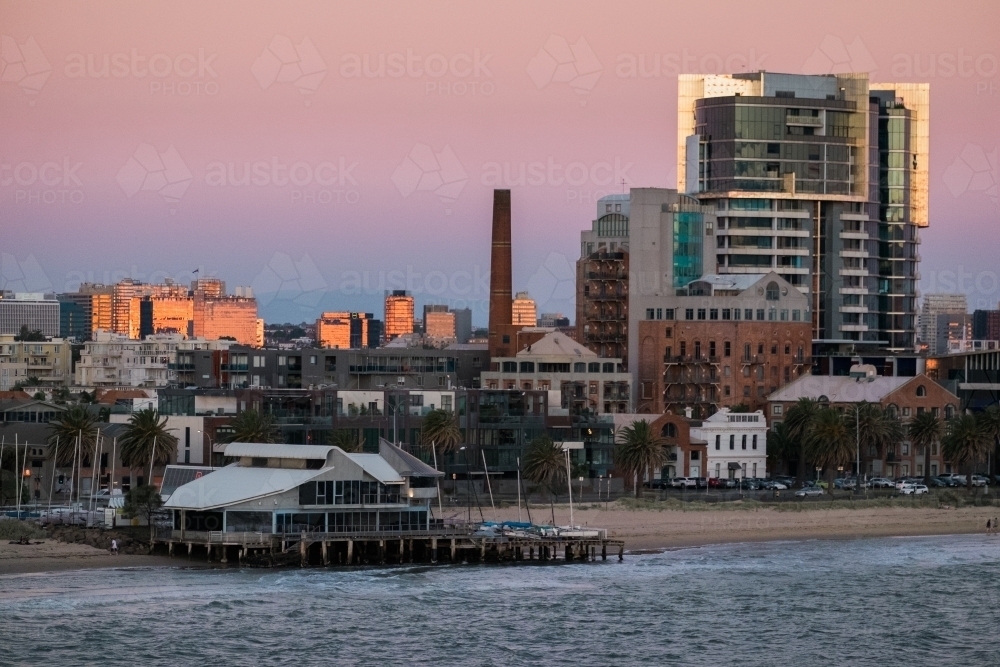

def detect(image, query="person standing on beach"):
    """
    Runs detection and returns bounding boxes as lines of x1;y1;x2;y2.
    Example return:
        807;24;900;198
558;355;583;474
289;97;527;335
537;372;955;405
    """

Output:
111;539;118;555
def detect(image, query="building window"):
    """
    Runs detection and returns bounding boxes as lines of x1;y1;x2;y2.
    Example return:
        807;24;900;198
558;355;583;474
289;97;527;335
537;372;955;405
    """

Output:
752;435;757;450
656;308;662;320
519;362;534;372
697;309;707;320
780;310;788;321
502;335;510;344
722;308;731;320
709;309;719;320
724;385;731;396
792;310;801;321
715;435;720;450
709;341;716;358
757;309;765;321
733;308;741;321
665;308;675;320
729;434;735;450
694;341;701;359
744;309;753;320
665;327;673;337
685;309;694;320
902;407;911;417
902;443;909;455
647;308;655;320
741;435;747;450
773;404;783;415
765;282;780;300
680;341;687;357
916;385;926;397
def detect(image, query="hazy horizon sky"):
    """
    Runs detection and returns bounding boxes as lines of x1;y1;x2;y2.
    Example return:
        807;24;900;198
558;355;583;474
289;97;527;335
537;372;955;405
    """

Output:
3;0;998;325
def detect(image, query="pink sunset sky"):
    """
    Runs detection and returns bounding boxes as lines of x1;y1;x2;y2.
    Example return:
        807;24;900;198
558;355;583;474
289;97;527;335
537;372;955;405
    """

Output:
2;0;998;323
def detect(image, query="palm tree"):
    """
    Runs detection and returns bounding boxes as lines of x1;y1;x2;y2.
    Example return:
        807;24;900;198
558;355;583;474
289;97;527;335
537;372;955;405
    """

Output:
523;435;566;525
614;420;668;498
225;409;278;443
46;406;97;467
943;414;990;490
908;411;944;486
118;409;178;484
845;403;904;477
977;406;1000;480
783;397;819;485
421;409;462;456
333;429;364;453
806;408;855;488
766;421;797;476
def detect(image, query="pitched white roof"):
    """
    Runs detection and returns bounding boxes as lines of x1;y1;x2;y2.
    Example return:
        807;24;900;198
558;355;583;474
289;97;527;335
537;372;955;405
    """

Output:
224;443;334;459
163;464;323;510
516;331;597;358
345;453;404;483
768;374;912;404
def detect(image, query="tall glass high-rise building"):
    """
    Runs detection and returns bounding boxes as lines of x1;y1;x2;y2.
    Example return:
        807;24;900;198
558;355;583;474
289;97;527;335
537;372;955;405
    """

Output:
678;72;927;351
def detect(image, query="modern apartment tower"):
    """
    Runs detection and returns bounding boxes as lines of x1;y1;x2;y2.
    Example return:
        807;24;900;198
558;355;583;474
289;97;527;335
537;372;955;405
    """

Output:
678;72;928;351
384;291;414;341
577;194;630;363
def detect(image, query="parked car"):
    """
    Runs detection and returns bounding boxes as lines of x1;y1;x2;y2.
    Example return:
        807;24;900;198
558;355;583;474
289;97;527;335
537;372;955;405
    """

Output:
866;477;895;489
695;477;708;489
795;487;825;497
971;475;989;487
895;477;922;491
768;480;789;490
672;477;697;489
708;477;726;489
900;483;929;495
931;476;959;488
773;476;796;488
834;478;857;490
643;479;669;490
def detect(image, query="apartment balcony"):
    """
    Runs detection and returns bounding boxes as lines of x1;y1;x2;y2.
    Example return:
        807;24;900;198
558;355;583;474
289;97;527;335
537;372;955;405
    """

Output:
839;305;869;314
839;287;869;295
839;269;869;277
785;115;823;127
772;229;810;237
840;324;869;332
772;247;809;255
839;250;868;258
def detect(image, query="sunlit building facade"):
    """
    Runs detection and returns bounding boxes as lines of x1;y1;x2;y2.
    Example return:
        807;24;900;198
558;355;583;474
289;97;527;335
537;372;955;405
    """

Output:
512;292;537;327
317;312;381;349
384;291;414;341
192;295;259;346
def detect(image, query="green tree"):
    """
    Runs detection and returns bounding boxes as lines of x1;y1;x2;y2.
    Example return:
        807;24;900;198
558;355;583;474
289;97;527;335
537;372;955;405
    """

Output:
977;406;1000;479
806;408;855;488
118;409;178;482
225;409;279;444
523;435;566;525
767;421;797;476
333;429;364;453
784;397;820;485
46;406;97;467
943;414;990;490
421;409;462;455
846;403;904;473
15;325;46;341
907;411;944;486
614;420;668;498
124;484;163;549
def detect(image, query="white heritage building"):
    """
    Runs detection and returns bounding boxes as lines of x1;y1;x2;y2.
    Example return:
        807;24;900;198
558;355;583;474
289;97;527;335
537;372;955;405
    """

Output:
690;408;768;479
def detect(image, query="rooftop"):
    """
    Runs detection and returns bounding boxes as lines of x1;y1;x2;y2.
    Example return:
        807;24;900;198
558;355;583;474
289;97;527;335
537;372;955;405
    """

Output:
768;374;913;404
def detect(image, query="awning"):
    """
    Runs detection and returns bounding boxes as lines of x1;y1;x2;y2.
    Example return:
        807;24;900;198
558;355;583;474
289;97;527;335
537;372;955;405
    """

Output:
728;462;742;470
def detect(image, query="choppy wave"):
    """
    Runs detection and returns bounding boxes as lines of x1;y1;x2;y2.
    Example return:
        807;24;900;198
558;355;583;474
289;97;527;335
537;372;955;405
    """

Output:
2;534;999;666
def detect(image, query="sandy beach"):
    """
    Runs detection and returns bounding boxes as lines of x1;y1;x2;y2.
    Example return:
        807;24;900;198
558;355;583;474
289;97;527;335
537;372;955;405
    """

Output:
478;501;999;551
0;540;191;576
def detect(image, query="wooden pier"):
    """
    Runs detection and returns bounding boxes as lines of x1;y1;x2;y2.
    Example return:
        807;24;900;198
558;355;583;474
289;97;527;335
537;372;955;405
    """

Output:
153;528;625;568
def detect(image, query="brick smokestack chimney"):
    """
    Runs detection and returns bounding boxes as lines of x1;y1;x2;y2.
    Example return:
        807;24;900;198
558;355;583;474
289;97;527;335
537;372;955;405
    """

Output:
488;189;512;357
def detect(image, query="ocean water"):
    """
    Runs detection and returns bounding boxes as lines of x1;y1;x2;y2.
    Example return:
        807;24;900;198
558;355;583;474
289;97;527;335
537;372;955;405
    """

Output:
2;534;999;666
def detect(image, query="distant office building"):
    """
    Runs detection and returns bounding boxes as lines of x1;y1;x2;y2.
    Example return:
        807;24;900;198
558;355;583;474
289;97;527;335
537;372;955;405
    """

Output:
140;295;194;337
678;72;929;350
425;310;457;340
453;308;473;344
316;312;381;349
191;277;225;298
384;291;414;340
973;308;1000;341
512;292;537;327
919;294;969;354
59;283;113;341
192;294;259;346
0;292;60;337
539;313;570;328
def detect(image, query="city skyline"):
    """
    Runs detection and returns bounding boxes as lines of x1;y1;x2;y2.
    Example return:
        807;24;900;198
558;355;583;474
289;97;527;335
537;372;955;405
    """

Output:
3;0;999;326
